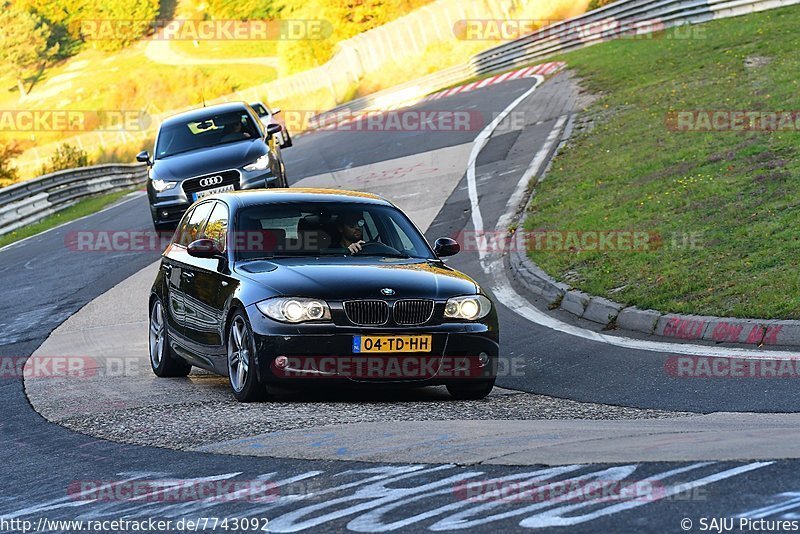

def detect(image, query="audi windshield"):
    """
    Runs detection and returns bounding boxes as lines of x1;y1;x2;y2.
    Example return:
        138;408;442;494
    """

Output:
155;110;261;159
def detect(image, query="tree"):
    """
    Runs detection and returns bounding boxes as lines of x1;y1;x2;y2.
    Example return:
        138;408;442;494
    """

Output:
0;5;58;99
0;142;21;188
40;143;89;175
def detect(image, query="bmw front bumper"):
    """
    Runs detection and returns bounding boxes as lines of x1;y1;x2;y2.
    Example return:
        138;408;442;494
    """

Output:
245;303;500;386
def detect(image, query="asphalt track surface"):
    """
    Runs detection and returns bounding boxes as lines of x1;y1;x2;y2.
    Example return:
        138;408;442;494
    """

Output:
3;76;800;532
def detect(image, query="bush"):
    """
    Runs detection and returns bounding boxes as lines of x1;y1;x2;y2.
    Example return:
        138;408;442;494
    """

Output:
588;0;617;10
40;143;89;175
0;142;21;188
19;0;160;54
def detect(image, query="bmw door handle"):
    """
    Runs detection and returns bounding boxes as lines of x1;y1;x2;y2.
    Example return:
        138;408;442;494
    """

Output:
181;272;194;281
162;264;172;274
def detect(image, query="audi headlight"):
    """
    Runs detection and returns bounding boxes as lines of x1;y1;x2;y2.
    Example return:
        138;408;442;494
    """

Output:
256;297;331;323
243;154;270;171
444;295;492;321
151;178;177;192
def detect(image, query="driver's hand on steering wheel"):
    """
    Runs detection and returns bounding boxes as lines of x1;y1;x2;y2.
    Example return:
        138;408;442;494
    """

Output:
348;240;366;254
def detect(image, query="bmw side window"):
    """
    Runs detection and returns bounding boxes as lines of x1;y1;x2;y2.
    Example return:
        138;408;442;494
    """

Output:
203;202;229;253
180;202;214;246
172;207;194;247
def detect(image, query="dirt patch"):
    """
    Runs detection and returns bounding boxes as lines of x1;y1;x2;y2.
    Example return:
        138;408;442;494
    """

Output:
744;55;773;69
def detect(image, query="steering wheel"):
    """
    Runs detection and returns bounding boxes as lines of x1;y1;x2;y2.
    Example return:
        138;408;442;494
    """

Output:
357;241;403;255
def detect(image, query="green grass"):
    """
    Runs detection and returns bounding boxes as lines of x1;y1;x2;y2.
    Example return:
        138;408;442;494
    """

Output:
0;187;141;249
524;5;800;319
170;39;278;59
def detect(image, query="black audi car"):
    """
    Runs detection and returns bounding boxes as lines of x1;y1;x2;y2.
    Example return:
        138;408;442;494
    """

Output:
148;189;499;402
138;102;289;231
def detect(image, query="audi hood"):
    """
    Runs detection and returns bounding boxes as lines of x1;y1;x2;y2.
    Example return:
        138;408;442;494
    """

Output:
151;139;268;180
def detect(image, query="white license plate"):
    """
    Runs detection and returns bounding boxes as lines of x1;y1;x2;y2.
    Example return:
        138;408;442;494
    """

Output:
192;184;234;201
352;335;432;354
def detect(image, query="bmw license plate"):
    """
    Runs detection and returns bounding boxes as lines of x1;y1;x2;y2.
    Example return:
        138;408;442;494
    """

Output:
192;184;235;201
352;335;432;353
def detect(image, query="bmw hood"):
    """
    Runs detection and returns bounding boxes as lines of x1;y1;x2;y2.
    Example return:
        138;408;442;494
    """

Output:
235;257;479;302
151;140;267;180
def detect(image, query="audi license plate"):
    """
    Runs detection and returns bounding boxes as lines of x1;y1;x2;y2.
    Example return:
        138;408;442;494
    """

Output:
352;335;432;353
192;184;234;201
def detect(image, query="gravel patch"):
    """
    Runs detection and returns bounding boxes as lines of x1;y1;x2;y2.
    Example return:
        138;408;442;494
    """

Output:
59;387;696;450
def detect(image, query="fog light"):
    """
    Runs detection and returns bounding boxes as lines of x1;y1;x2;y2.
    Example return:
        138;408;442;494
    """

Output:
274;356;288;369
161;210;169;218
478;352;490;366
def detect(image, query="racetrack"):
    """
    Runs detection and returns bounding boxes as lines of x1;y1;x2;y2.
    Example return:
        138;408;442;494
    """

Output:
4;71;800;531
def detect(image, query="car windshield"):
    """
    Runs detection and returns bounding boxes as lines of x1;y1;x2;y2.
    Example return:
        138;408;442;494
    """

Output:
155;110;260;159
251;103;269;118
234;202;435;261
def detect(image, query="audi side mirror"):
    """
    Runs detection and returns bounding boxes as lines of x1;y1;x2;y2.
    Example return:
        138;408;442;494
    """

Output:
136;151;152;165
266;123;282;137
434;237;460;257
187;239;222;258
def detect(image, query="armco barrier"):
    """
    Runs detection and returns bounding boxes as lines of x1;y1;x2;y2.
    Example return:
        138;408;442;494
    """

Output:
470;0;800;75
0;164;147;237
315;0;800;127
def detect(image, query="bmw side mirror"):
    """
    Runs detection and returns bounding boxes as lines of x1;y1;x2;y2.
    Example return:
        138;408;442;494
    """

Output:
136;151;151;165
187;239;222;259
266;123;282;137
434;237;460;257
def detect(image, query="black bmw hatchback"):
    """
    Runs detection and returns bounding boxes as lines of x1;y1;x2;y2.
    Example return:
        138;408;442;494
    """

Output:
149;189;499;401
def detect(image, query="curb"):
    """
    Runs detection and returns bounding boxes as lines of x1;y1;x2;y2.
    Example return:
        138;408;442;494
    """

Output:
502;109;800;349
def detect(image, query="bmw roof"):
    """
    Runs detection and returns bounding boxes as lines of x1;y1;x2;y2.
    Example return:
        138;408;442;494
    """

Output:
210;188;392;207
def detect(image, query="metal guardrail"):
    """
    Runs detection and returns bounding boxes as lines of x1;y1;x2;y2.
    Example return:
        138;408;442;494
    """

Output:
0;164;147;237
471;0;800;74
308;63;474;127
310;0;800;125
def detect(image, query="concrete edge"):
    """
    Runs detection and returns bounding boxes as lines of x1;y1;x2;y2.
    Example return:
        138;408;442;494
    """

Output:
503;106;800;349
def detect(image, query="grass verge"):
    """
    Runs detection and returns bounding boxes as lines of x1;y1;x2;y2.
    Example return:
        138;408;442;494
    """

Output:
0;187;141;249
524;5;800;319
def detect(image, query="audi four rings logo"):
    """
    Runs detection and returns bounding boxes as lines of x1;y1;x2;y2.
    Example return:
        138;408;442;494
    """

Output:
199;176;223;188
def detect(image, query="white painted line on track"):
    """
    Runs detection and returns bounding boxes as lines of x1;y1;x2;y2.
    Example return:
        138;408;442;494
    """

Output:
467;75;546;262
465;78;799;360
0;191;146;253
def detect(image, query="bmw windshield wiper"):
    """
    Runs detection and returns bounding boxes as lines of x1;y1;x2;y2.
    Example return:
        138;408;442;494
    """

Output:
355;252;411;258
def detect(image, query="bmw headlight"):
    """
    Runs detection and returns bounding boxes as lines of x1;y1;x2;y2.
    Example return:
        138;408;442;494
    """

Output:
151;178;177;192
257;297;331;323
444;295;492;321
243;154;270;172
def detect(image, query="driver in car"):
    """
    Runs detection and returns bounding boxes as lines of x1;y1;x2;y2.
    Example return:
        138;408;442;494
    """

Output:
335;211;366;255
219;116;252;143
